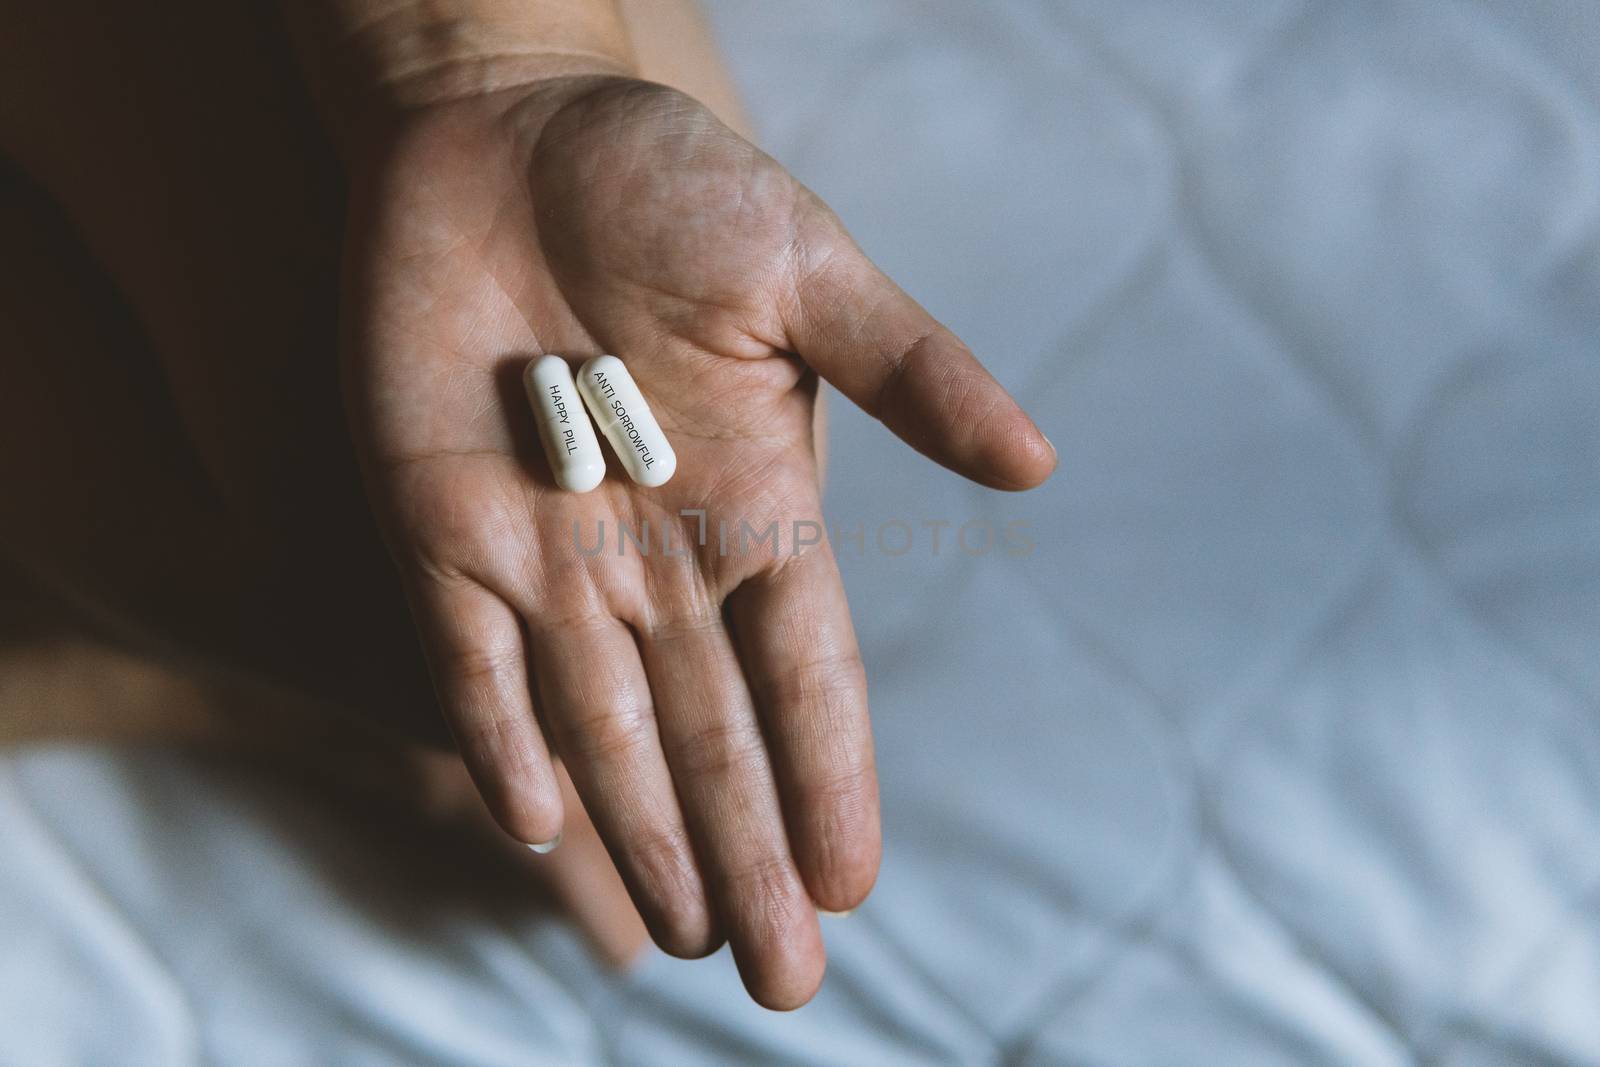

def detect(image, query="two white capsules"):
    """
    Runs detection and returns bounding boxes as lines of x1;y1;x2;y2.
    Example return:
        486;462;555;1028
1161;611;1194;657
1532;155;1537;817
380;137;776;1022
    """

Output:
523;354;676;492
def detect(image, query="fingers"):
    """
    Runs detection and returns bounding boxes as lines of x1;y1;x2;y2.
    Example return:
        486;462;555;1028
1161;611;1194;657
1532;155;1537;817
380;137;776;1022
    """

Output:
727;547;879;915
534;760;652;969
640;606;827;1011
782;218;1057;491
406;748;648;969
526;610;718;960
408;577;564;846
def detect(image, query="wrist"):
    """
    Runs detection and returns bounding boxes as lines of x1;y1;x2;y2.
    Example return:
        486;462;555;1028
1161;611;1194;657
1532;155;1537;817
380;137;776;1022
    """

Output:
285;0;637;152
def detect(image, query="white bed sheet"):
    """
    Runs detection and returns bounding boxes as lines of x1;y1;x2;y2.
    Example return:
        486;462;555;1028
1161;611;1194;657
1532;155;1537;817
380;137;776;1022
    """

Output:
3;1;1598;1063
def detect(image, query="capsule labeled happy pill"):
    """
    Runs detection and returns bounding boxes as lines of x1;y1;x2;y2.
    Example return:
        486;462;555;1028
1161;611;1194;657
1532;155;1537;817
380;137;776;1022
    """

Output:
524;355;607;492
577;355;677;488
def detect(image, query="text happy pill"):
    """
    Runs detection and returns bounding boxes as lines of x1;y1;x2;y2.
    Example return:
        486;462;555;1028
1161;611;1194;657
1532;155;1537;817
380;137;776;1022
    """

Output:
524;355;606;492
577;355;677;488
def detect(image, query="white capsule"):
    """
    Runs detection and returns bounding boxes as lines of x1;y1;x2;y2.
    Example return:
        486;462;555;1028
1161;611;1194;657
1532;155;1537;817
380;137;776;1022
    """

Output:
576;355;677;488
524;355;607;493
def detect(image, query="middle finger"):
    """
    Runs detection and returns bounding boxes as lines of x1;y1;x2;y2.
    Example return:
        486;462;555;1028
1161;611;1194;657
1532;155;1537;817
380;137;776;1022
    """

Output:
640;601;826;1010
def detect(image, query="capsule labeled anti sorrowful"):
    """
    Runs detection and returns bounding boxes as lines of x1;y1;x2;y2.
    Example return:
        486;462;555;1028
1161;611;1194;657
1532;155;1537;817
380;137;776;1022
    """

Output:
524;355;607;493
577;355;677;488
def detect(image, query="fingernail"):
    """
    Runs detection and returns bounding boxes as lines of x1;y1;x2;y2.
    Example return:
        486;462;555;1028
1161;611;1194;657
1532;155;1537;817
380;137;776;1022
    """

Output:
527;833;563;854
818;908;854;918
1042;433;1057;461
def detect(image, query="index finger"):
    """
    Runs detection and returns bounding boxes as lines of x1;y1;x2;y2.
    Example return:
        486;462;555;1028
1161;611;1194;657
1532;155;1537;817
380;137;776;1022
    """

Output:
727;541;880;914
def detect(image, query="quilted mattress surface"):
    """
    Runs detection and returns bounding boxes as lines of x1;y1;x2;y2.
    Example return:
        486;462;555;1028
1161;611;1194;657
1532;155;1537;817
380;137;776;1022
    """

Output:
3;1;1598;1063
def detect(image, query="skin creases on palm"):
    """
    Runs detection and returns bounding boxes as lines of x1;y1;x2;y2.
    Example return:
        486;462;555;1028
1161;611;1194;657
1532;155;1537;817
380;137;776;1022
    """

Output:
343;76;1054;1010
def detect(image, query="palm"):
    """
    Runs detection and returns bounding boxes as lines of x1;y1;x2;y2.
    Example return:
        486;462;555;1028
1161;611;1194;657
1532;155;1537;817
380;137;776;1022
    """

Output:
342;77;1054;1009
358;80;819;578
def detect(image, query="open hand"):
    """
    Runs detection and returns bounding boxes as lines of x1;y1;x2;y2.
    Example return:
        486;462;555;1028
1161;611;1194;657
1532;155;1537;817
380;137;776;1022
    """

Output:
343;76;1054;1008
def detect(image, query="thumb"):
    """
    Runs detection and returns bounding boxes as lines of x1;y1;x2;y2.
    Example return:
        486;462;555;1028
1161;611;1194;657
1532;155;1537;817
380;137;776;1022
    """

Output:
781;213;1057;491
